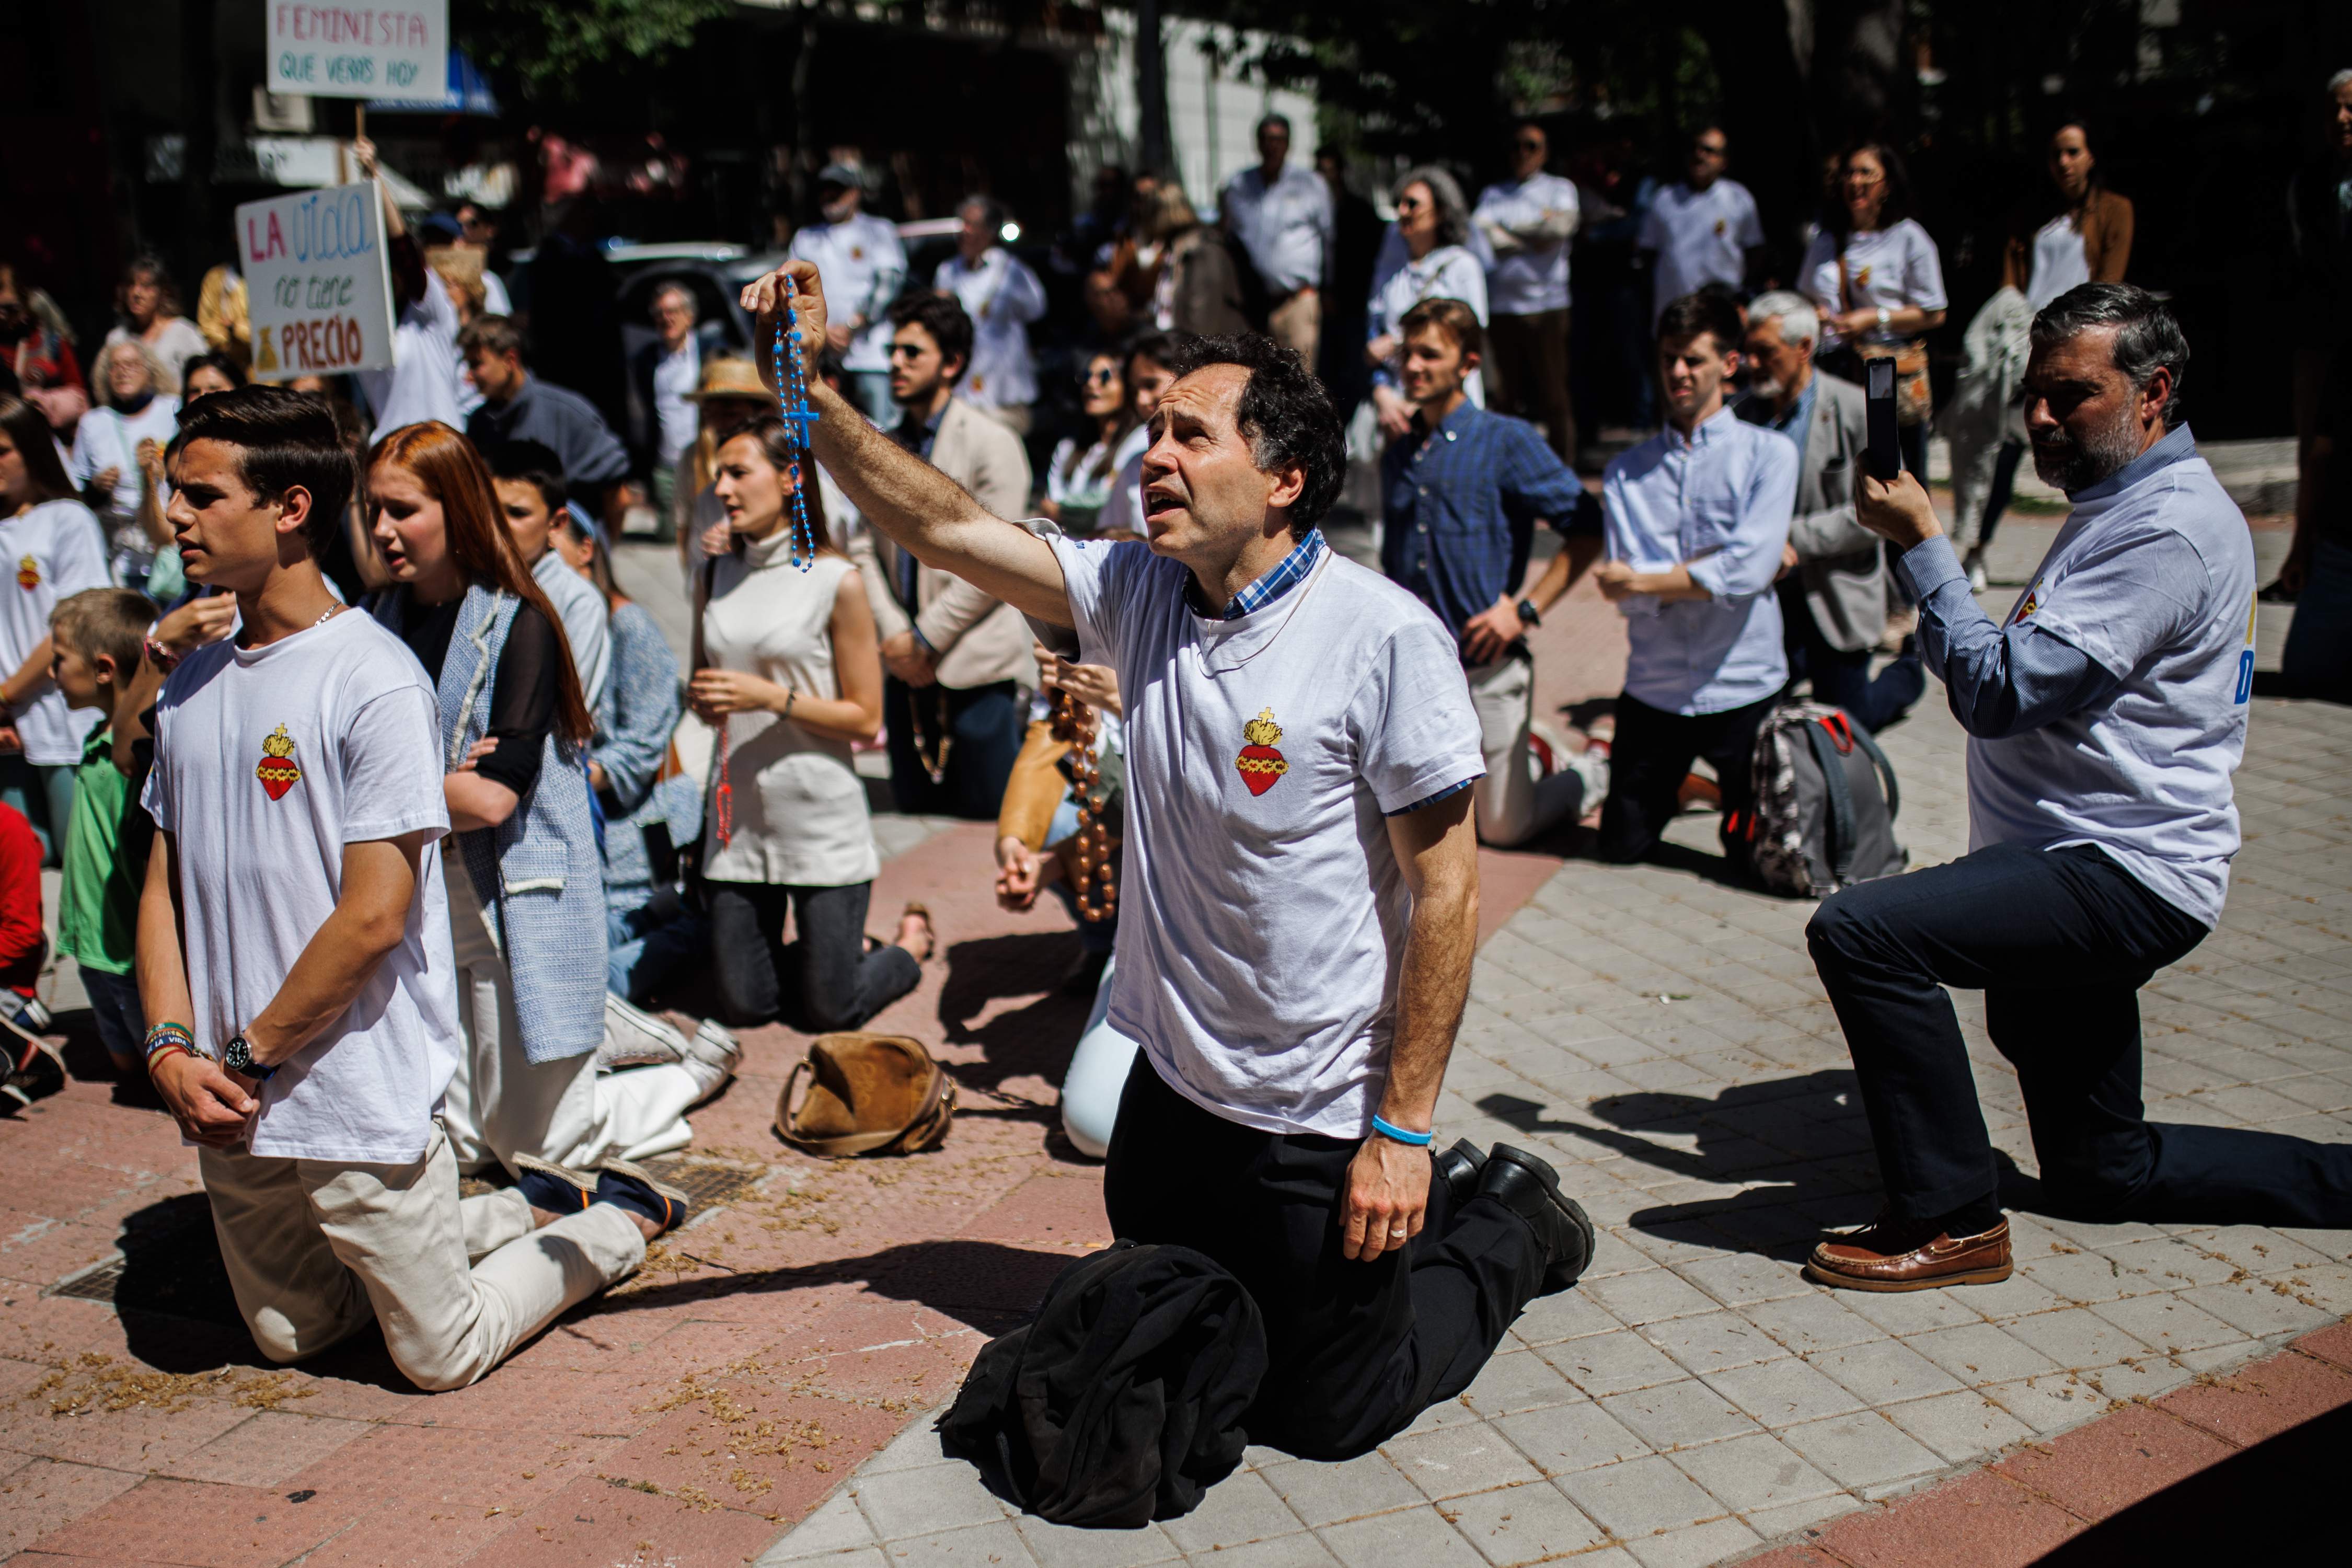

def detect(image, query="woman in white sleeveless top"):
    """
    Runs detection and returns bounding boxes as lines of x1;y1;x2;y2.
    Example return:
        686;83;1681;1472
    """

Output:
689;415;935;1030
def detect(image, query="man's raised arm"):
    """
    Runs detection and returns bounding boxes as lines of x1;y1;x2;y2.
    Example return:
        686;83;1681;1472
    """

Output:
739;261;1074;629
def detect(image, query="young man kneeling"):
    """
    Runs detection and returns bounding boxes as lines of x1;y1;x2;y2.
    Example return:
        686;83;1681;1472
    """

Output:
138;387;683;1391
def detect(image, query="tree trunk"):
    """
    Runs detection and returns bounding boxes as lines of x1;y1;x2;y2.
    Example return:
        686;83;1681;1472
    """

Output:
1136;0;1171;176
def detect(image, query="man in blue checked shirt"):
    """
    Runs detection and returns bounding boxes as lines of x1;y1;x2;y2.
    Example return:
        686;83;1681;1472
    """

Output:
1593;290;1798;872
1381;297;1611;847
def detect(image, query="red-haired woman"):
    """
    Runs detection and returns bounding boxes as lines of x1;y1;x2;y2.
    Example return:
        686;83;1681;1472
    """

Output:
366;422;731;1204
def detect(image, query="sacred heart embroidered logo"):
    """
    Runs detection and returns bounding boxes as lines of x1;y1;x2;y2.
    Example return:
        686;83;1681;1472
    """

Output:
14;556;37;590
255;722;302;801
1235;708;1289;797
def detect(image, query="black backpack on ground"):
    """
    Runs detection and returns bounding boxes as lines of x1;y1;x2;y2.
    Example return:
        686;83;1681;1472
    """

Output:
1740;702;1908;898
939;1240;1266;1529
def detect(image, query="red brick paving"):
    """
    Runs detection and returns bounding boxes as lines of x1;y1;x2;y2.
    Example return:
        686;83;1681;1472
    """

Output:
1762;1327;2352;1567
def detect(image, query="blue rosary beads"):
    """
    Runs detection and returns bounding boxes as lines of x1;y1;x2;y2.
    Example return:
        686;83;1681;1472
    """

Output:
772;276;822;571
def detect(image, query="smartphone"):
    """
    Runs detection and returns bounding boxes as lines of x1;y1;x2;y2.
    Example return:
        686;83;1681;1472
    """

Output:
1864;357;1901;482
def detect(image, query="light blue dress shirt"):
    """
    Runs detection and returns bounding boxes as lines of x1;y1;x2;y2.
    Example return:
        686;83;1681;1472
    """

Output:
1600;405;1798;715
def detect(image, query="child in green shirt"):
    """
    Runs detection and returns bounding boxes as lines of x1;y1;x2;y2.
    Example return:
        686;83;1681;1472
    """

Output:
51;588;158;1076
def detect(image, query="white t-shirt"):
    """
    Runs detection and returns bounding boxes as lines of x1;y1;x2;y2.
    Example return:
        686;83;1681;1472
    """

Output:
1475;174;1581;316
1968;432;2255;927
143;608;460;1163
935;248;1048;408
533;544;610;707
1095;421;1156;538
2025;216;2092;312
359;269;465;442
67;397;181;521
1801;220;1948;351
652;337;701;469
1048;535;1484;1137
1639;179;1765;322
0;500;110;765
1369;244;1490;407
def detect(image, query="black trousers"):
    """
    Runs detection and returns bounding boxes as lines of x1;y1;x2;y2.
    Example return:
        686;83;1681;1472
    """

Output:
1808;842;2352;1228
706;880;921;1032
885;678;1024;821
1595;692;1773;868
1103;1057;1549;1460
1779;579;1924;736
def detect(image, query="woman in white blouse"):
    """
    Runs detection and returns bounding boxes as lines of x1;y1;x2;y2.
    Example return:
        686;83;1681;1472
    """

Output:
1367;167;1489;437
67;339;179;585
689;414;934;1030
1041;350;1137;537
1800;142;1949;481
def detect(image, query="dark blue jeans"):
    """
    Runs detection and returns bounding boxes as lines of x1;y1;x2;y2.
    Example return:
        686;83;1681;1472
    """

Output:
1809;842;2352;1228
1781;579;1925;735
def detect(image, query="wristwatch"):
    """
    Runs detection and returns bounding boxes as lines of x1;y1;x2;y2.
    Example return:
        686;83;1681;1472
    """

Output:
1517;597;1543;629
222;1031;276;1081
1875;305;1892;330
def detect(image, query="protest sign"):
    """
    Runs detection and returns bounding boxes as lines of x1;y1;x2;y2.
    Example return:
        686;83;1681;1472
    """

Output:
237;182;397;379
266;3;449;101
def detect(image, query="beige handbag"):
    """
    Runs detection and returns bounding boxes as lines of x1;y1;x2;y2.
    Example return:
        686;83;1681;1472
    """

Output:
775;1033;957;1157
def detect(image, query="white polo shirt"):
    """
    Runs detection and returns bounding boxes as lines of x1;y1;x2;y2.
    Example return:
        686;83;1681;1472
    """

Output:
1475;173;1581;317
1968;426;2254;927
0;499;110;765
935;248;1048;409
1639;179;1765;322
1048;535;1482;1138
1220;163;1333;296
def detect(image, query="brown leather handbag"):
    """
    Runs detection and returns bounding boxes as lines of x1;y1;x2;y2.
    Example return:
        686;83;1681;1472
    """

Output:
775;1033;957;1157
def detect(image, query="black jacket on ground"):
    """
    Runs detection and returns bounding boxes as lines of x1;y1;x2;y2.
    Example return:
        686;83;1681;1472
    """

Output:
939;1240;1266;1528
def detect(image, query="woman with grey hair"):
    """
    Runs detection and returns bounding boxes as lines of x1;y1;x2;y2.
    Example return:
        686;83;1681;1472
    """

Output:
1366;166;1490;435
68;337;179;585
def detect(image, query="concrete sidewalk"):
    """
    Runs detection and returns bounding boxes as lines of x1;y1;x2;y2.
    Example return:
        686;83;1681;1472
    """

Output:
751;528;2352;1568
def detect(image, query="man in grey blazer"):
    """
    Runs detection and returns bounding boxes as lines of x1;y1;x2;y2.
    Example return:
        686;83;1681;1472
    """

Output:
1737;292;1924;733
850;292;1036;816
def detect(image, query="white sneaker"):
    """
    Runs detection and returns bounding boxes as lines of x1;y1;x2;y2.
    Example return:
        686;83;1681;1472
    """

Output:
597;993;689;1071
681;1019;741;1104
1964;550;1989;594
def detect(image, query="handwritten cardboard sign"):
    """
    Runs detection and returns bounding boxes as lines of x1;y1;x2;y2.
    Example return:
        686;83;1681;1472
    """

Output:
266;3;449;101
237;182;397;379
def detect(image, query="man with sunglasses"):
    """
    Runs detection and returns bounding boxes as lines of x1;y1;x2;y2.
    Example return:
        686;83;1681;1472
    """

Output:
1474;123;1582;468
1637;128;1767;327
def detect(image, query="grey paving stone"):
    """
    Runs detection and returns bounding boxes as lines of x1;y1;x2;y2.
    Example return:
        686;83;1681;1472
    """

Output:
1580;1267;1723;1327
2001;1306;2155;1370
754;1550;887;1568
1623;1517;1766;1568
1981;1375;2123;1436
1012;1516;1181;1568
1668;1431;1841;1513
1536;1328;1689;1397
852;1463;1008;1539
1318;1504;1487;1568
1878;1389;2036;1465
1599;1379;1763;1450
1261;1450;1423;1528
1905;1321;2064;1384
1159;1468;1306;1553
1556;1454;1729;1537
1808;1336;1967;1404
1775;1412;1945;1490
1493;1400;1653;1475
1461;1347;1586;1417
1742;1491;1867;1542
1442;1481;1609;1566
1741;1290;1890;1355
1639;1309;1789;1376
1383;1424;1546;1501
1672;1251;1812;1308
1836;1285;1987;1336
878;1520;1040;1566
1702;1355;1867;1428
2181;1278;2336;1338
1168;1533;1340;1568
1505;1287;1622;1347
759;1489;878;1561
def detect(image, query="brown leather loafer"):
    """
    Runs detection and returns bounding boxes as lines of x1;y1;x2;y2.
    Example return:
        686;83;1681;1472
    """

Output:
1804;1216;2013;1292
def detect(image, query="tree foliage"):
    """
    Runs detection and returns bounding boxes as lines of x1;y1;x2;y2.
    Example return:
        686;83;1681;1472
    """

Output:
456;0;735;101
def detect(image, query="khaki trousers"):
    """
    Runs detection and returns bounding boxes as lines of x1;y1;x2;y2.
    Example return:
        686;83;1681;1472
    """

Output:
200;1126;644;1391
1468;655;1604;847
441;858;699;1176
1268;287;1321;364
1483;309;1575;467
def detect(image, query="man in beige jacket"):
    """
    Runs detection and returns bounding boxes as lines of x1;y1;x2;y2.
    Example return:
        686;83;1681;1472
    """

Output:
850;292;1035;816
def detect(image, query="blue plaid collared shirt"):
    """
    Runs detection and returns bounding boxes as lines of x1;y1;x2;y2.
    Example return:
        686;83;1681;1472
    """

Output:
1184;527;1328;619
1182;527;1472;814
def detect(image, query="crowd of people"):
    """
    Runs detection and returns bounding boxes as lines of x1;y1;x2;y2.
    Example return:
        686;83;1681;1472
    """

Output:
0;76;2344;1469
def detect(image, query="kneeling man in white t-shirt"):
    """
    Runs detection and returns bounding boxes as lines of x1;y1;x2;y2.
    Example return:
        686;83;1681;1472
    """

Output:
1807;285;2352;1295
737;261;1598;1459
137;386;686;1391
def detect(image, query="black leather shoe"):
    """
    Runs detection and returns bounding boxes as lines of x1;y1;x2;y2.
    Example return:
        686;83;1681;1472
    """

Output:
1479;1143;1597;1294
1432;1138;1487;1210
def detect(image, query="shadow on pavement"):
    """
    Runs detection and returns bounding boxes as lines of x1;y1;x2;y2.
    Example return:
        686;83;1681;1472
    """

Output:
2030;1401;2347;1560
933;930;1092;1112
1480;1072;2038;1259
576;1236;1074;1338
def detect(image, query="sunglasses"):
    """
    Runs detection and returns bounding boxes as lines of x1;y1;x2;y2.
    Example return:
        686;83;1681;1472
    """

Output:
889;342;929;360
1085;367;1117;385
1396;195;1428;211
1516;137;1544;151
1693;143;1727;158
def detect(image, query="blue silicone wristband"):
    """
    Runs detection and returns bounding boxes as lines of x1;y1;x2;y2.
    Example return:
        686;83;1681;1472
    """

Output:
1371;1115;1434;1147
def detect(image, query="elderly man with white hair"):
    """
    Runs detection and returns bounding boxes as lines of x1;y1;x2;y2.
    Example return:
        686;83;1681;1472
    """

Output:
1735;289;1923;733
933;194;1048;436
